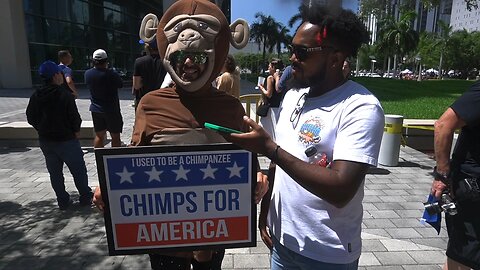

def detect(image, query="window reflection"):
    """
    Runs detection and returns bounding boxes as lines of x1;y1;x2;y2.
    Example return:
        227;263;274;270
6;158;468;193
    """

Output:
23;0;163;84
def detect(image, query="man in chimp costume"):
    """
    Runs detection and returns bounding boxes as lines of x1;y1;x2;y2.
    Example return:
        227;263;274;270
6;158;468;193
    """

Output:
94;1;267;269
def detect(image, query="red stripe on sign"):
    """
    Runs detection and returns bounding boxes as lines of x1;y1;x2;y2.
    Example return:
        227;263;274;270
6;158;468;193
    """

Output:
115;217;249;247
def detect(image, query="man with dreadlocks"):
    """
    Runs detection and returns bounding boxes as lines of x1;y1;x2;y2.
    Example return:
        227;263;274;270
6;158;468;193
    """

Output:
225;1;384;269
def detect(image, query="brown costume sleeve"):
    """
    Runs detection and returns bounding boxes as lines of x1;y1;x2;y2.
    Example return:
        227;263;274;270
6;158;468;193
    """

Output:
130;87;247;146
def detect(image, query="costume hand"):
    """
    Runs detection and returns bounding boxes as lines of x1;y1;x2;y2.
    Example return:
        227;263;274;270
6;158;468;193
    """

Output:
93;186;105;212
259;209;272;249
431;180;447;199
223;116;276;157
254;172;269;204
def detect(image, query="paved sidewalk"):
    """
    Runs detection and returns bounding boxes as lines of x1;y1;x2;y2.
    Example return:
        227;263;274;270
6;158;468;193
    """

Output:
0;86;447;269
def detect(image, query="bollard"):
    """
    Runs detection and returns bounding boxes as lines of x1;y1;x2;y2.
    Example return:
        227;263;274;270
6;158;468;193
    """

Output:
378;114;404;166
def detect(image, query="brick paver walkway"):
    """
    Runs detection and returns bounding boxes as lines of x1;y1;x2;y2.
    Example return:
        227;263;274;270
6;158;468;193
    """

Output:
0;84;446;269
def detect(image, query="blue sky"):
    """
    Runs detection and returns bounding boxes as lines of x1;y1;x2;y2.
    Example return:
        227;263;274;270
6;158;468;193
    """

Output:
232;0;303;31
232;0;359;34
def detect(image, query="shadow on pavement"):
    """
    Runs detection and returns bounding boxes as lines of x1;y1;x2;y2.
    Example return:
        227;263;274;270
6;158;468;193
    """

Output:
0;198;121;270
367;167;391;175
0;147;31;155
398;160;433;170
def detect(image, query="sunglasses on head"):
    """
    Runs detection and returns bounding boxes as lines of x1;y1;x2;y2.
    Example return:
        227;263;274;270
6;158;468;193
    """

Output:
170;51;208;65
288;44;334;62
290;92;308;128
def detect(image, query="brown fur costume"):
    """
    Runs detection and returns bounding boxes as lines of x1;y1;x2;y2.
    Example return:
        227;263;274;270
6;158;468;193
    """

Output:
132;0;250;268
132;0;250;146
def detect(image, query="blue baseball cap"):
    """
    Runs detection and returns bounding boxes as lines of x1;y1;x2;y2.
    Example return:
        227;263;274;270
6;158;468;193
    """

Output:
38;60;62;79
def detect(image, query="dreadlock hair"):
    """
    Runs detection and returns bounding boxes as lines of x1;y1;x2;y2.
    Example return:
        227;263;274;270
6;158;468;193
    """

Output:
299;0;369;57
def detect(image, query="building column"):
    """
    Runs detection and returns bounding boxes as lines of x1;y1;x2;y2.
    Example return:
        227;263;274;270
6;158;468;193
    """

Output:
0;0;31;88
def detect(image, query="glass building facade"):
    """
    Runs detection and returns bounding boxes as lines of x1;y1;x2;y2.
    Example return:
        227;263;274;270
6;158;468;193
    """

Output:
23;0;163;84
20;0;230;85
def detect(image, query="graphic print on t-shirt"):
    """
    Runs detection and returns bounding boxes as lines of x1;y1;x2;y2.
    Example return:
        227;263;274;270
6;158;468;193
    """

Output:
297;117;323;145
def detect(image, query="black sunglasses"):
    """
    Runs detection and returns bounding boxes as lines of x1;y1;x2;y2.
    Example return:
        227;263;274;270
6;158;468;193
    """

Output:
170;51;208;65
288;45;333;62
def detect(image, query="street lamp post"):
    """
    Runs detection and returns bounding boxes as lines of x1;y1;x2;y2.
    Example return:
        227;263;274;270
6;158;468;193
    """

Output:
370;59;377;75
368;55;376;76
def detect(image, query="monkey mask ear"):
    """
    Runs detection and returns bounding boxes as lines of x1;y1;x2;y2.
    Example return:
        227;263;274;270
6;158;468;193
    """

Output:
139;13;159;43
229;19;249;49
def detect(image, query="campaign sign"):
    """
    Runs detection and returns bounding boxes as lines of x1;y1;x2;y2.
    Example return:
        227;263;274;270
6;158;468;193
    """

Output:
95;143;256;255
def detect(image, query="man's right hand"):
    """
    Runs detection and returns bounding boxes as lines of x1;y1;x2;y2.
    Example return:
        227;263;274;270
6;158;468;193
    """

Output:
93;186;105;212
223;116;275;158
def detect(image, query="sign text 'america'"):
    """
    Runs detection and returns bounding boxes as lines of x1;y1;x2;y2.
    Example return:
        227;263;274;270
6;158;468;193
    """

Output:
96;146;255;253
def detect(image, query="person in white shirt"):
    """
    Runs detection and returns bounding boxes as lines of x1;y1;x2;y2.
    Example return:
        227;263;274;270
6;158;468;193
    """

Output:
225;2;385;269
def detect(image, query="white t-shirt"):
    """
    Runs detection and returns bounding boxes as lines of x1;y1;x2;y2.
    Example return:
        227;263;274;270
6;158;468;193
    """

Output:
269;80;384;264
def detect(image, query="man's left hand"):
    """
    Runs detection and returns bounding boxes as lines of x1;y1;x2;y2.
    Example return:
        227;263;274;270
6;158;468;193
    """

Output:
254;172;268;204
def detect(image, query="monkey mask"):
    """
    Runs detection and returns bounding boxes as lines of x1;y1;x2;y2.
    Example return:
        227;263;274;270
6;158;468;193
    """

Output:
139;0;249;93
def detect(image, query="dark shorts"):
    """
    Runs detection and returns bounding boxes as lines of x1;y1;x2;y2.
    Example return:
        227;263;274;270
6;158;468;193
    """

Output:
445;200;480;269
91;111;123;133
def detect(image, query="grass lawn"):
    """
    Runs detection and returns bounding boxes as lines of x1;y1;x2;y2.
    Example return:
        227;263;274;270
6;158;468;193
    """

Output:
245;75;476;119
352;78;475;119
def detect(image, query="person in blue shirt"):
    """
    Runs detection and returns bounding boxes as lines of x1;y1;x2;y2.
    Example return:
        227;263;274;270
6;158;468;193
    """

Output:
84;49;124;148
276;65;293;94
58;50;79;98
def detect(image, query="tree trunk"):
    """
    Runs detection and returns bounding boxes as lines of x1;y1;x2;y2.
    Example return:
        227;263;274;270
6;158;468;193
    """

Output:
262;36;267;70
393;54;398;78
387;57;391;77
438;52;443;79
356;57;360;77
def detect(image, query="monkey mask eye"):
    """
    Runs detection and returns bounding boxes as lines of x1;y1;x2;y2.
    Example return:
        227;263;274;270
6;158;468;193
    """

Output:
173;22;183;32
197;21;208;30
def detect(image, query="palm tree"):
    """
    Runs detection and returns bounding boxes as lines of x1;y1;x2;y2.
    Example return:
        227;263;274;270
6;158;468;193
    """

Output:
376;11;419;77
273;25;292;57
249;13;282;65
435;20;452;79
288;13;301;29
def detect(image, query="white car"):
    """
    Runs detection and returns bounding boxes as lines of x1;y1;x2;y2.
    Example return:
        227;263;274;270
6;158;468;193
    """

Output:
383;72;394;78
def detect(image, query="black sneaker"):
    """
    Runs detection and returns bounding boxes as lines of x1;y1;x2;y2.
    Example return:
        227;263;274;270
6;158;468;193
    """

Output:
58;200;72;210
79;193;93;206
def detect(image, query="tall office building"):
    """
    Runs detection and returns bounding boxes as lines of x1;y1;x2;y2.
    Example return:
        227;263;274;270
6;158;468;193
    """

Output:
0;0;230;88
450;0;480;32
412;0;452;33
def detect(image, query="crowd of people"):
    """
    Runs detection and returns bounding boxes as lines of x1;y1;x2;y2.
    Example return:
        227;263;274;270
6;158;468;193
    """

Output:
25;0;480;269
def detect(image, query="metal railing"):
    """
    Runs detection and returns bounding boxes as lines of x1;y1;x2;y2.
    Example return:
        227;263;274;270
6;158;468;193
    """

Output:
239;94;262;124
